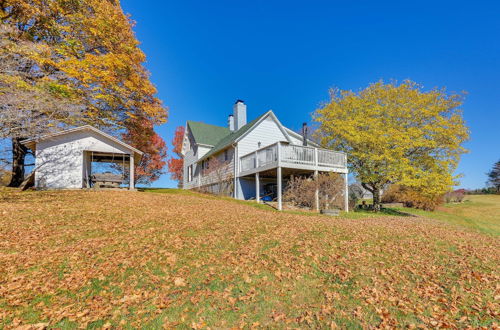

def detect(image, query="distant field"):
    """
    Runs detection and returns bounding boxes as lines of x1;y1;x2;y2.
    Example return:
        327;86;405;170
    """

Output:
0;189;498;328
392;194;500;236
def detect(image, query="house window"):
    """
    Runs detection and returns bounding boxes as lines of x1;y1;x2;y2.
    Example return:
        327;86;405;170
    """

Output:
188;165;193;182
224;150;228;161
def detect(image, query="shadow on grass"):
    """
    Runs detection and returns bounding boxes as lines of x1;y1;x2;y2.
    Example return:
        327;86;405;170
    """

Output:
379;207;416;217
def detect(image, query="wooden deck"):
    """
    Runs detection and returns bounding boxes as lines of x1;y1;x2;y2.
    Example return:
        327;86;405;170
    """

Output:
238;142;347;177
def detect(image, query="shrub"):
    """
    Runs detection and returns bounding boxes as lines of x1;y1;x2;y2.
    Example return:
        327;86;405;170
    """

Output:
381;184;443;211
444;190;465;203
401;189;444;211
284;173;345;210
381;184;402;203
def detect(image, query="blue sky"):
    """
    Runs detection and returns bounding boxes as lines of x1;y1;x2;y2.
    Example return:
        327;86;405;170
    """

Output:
121;0;500;189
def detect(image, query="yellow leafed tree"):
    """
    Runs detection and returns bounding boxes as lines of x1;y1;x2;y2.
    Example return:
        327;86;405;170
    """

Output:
314;80;469;211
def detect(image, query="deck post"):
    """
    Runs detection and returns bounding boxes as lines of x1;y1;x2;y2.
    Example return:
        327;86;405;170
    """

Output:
344;172;349;212
129;153;135;190
277;142;281;167
255;172;260;203
277;166;282;211
314;170;319;212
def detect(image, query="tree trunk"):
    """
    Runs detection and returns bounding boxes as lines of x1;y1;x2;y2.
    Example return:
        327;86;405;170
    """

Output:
7;137;28;188
362;182;382;212
372;187;381;212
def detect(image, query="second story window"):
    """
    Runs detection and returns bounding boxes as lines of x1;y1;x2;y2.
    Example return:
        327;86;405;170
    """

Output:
224;150;228;161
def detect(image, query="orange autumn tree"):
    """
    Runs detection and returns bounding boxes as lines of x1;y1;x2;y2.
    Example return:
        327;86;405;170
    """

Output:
167;126;185;185
1;0;167;186
122;118;167;185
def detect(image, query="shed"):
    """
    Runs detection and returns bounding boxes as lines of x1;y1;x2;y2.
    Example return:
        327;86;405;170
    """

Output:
22;125;143;190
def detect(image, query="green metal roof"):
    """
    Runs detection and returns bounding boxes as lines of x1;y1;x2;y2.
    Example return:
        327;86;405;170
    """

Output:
186;121;231;146
199;112;268;160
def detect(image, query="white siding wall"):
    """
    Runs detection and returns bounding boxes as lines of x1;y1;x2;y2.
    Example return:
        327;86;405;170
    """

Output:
183;144;211;190
35;130;131;189
200;147;234;186
288;133;303;145
237;116;288;161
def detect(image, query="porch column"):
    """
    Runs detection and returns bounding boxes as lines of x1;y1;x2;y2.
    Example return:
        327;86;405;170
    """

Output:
344;172;349;212
277;166;282;211
255;172;260;203
314;170;319;212
129;153;135;190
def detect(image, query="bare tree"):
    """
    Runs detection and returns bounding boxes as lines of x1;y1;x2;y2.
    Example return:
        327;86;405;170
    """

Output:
201;156;234;196
284;173;345;210
0;25;84;186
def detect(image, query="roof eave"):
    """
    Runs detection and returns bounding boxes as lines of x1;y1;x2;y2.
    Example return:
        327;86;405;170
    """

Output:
20;125;144;157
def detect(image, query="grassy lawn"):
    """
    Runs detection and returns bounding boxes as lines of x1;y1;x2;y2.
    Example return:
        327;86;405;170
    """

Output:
390;195;500;236
0;189;498;328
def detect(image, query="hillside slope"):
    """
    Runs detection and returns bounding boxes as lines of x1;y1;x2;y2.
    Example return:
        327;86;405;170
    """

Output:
0;190;498;328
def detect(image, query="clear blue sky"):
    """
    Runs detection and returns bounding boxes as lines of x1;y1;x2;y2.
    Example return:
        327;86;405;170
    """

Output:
121;0;499;189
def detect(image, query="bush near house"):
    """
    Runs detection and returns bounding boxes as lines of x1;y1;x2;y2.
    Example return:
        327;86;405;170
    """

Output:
283;173;344;210
444;189;466;203
382;185;444;211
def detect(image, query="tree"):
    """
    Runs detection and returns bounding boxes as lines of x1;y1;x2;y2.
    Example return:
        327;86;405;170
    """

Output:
314;80;469;211
487;160;500;193
122;118;168;185
201;156;233;196
167;126;185;185
0;25;85;186
1;0;167;186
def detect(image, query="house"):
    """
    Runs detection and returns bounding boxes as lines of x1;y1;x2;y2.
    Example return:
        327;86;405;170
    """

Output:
22;125;142;190
181;100;349;211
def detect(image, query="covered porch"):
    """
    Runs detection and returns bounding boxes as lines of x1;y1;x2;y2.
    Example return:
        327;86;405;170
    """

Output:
238;142;348;211
82;151;137;190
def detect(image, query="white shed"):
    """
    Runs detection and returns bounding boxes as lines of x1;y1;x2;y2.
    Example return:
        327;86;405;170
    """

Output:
22;125;143;190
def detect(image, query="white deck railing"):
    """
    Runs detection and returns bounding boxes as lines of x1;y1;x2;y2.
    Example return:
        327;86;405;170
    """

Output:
239;142;346;174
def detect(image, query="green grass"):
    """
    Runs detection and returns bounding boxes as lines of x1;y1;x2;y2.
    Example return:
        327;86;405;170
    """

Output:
389;195;500;236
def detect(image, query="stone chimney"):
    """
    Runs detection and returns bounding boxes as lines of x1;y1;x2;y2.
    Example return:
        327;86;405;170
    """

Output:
228;114;235;131
233;100;247;131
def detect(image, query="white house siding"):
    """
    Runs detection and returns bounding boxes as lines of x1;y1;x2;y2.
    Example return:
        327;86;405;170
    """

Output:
288;133;303;146
237;116;288;160
35;130;131;189
200;147;235;187
183;145;211;189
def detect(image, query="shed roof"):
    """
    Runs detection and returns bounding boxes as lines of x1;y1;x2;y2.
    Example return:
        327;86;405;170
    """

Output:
22;125;144;158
